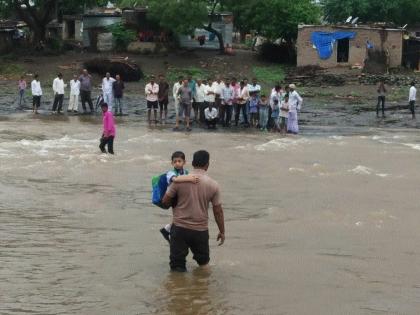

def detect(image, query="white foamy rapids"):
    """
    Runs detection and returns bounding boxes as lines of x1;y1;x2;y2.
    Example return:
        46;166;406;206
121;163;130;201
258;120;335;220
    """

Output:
254;138;309;151
403;143;420;151
349;165;374;175
0;136;97;161
126;134;180;144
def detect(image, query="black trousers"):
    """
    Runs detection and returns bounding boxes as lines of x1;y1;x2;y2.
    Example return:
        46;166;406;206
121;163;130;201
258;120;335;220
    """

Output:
409;101;416;118
170;225;210;271
225;105;233;126
32;96;41;108
206;118;218;128
52;94;64;112
80;90;93;112
99;136;114;154
235;103;248;125
377;96;385;116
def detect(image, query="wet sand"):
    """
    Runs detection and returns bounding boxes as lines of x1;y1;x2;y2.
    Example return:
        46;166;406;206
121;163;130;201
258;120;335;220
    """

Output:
1;113;420;314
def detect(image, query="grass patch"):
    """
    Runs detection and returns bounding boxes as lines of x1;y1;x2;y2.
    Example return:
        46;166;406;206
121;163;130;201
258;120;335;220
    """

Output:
165;67;210;83
0;63;25;76
252;66;285;85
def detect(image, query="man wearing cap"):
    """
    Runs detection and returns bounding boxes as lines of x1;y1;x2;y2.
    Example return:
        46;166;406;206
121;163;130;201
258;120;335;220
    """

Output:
287;84;303;134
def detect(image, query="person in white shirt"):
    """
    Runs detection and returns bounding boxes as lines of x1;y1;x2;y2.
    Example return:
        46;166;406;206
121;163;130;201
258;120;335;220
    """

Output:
172;76;183;125
31;74;42;114
102;72;116;112
409;82;417;119
211;78;225;111
68;74;80;113
235;81;250;126
145;75;159;125
194;79;206;123
287;84;303;134
221;78;234;127
52;73;66;114
248;78;261;96
204;102;218;129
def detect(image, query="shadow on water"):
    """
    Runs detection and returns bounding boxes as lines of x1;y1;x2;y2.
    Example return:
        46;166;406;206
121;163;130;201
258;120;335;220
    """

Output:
152;268;231;315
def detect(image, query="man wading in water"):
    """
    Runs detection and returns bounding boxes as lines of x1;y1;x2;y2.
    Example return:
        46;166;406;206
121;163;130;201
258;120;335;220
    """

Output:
162;150;225;272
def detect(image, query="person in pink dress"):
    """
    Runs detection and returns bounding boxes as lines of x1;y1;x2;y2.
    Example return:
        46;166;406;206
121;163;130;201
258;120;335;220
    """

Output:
99;103;116;154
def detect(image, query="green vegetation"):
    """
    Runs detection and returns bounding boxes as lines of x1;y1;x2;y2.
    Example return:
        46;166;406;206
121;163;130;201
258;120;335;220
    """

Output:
252;66;285;85
107;23;137;51
322;0;420;25
0;63;25;76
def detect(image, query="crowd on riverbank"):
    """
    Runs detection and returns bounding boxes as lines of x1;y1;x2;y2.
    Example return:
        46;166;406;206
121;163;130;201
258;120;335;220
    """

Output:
16;70;304;134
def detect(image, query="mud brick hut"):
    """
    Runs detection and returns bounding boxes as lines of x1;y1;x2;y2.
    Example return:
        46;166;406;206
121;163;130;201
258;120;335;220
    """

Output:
296;24;405;69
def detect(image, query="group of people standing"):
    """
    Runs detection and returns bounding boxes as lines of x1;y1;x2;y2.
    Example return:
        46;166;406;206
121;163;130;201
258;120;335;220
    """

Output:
18;69;125;115
145;75;304;134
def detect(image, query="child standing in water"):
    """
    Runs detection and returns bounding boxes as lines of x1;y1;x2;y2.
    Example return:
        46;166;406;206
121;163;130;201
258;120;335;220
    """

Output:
160;151;199;242
99;103;116;154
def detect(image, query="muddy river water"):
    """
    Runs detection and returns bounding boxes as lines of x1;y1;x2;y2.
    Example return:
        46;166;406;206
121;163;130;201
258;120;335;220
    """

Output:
1;105;420;314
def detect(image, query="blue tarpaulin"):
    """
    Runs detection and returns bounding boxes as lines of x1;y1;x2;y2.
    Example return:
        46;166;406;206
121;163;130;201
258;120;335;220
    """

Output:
310;31;356;60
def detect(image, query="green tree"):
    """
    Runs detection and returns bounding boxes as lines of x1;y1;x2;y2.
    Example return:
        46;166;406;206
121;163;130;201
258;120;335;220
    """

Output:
223;0;320;43
322;0;420;25
145;0;227;53
0;0;104;43
254;0;320;43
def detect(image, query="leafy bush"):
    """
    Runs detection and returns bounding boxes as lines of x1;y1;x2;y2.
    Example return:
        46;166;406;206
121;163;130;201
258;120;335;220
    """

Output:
107;23;136;51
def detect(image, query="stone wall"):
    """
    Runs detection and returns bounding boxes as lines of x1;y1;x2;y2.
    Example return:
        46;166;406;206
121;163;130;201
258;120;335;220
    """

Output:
297;25;403;68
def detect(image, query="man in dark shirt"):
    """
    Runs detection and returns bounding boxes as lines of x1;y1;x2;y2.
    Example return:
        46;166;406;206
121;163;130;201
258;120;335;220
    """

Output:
158;74;170;124
112;74;125;115
79;69;94;114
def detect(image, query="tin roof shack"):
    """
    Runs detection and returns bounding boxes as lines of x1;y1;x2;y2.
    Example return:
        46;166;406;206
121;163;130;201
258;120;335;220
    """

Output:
82;12;122;51
297;25;404;70
179;13;233;50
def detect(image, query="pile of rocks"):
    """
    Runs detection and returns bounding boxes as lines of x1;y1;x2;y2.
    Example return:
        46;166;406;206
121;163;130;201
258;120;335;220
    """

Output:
359;74;418;86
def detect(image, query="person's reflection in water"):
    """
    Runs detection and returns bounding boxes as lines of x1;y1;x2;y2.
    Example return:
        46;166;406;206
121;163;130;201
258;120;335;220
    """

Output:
160;267;216;315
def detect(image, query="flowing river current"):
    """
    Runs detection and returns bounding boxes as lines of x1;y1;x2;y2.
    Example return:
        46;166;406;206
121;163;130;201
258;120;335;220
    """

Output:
1;113;420;315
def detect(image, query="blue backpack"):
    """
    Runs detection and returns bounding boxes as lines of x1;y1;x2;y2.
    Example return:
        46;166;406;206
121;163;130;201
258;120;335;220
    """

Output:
152;174;170;209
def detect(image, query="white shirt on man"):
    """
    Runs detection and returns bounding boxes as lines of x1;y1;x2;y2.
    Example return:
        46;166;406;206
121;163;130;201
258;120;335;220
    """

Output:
145;82;159;102
409;86;417;101
248;83;261;94
70;79;80;96
102;77;116;95
31;80;42;96
195;84;206;103
173;82;182;101
289;90;303;113
52;77;65;95
205;84;215;103
205;107;218;120
211;81;225;97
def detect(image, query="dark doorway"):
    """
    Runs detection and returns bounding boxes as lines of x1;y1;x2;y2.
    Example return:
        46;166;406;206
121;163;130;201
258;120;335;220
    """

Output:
337;38;349;63
67;20;75;39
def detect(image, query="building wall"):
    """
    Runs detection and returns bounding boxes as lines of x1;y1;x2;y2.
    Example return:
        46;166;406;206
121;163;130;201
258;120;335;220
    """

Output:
297;25;403;68
82;16;121;47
